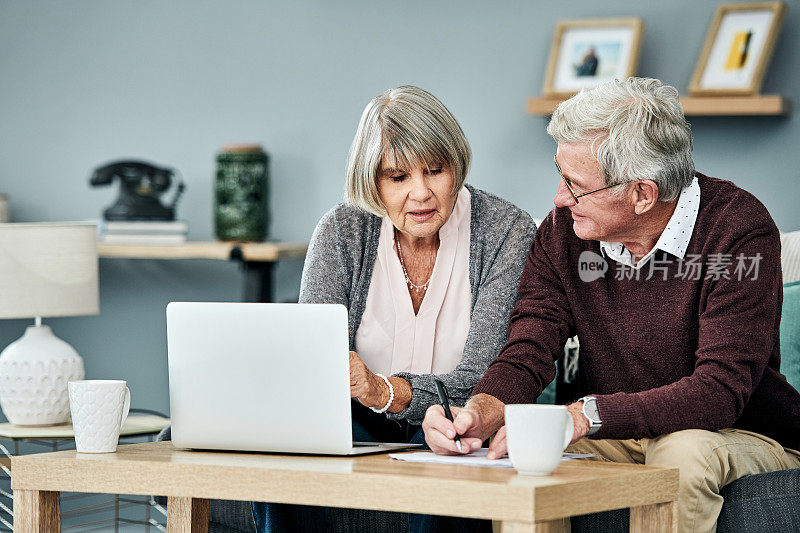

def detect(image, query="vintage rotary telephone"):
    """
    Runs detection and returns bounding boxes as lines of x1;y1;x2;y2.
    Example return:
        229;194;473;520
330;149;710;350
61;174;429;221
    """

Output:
89;160;185;221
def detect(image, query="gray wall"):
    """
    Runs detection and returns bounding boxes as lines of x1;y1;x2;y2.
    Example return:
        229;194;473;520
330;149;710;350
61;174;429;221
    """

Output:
1;0;798;419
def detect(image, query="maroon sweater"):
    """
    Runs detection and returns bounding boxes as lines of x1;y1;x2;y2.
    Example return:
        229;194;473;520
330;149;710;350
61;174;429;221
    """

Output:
473;174;800;450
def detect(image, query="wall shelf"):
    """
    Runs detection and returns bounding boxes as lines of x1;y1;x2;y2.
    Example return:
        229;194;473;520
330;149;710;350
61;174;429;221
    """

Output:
97;241;307;262
97;241;308;302
527;94;792;117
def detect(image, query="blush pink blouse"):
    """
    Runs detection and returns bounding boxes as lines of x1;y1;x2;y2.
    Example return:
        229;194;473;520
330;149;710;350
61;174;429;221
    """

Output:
355;187;472;376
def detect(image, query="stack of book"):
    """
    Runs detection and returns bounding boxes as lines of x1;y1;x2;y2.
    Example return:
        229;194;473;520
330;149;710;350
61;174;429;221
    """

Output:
98;220;188;245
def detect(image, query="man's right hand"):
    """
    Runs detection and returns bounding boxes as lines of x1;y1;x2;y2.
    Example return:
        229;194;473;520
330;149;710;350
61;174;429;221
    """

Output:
486;425;507;460
422;405;484;455
422;393;506;455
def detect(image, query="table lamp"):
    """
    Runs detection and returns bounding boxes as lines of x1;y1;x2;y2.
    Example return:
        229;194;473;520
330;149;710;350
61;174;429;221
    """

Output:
0;223;99;425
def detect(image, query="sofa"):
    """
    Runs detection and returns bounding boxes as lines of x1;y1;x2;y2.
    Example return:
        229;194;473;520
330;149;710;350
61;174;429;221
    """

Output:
156;232;800;532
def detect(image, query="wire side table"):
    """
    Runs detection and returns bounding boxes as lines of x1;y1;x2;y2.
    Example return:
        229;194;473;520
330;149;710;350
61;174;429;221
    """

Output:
0;414;170;532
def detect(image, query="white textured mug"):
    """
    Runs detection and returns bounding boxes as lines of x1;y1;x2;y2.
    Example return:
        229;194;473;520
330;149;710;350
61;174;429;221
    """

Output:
68;380;131;453
505;404;574;475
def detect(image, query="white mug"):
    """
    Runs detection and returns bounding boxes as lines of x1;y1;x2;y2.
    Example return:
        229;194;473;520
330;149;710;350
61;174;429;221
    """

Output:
68;380;131;453
505;404;574;475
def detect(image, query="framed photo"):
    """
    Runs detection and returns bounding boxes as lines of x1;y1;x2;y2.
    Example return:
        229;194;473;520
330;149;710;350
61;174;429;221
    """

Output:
542;18;644;97
689;2;786;96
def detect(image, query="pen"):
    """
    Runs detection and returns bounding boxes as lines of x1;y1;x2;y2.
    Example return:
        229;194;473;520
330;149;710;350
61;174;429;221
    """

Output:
434;378;463;453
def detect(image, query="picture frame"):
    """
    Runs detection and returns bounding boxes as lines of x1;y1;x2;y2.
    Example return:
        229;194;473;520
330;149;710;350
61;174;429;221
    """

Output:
688;2;786;96
542;18;644;98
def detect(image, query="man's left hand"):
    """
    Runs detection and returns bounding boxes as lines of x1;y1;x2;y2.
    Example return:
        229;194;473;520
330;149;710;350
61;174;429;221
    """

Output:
566;401;590;444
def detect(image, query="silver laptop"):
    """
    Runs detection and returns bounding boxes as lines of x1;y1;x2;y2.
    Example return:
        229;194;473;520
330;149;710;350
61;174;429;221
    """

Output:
166;302;421;455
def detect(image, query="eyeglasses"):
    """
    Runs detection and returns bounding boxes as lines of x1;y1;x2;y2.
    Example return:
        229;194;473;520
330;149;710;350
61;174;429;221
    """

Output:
554;155;618;203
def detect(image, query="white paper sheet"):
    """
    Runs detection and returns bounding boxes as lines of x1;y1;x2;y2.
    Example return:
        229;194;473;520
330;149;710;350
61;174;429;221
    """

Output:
389;448;594;468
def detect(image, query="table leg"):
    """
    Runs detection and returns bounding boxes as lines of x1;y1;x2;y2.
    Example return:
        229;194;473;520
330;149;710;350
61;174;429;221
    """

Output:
499;518;568;532
630;501;677;532
166;497;208;533
13;490;60;532
242;261;273;302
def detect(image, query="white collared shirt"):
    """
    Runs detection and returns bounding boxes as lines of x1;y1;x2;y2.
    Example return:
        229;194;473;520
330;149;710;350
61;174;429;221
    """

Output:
600;176;700;269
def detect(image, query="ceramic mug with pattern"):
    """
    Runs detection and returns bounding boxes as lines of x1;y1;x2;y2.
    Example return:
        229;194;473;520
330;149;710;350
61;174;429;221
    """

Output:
68;380;131;453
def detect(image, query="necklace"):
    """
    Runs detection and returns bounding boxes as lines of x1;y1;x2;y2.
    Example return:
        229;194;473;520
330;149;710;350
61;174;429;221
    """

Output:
395;232;432;294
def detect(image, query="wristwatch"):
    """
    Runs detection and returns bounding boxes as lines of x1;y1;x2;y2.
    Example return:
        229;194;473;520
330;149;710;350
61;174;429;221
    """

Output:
579;396;602;436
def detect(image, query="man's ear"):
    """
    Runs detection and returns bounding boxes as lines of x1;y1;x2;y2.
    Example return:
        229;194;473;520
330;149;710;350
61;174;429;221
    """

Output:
632;180;660;215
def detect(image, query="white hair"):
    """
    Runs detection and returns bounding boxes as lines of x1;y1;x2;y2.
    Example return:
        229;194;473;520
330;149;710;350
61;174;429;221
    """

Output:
345;86;471;216
547;77;694;202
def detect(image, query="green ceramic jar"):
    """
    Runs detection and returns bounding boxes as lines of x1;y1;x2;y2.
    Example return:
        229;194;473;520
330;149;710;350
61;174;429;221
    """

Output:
214;145;269;242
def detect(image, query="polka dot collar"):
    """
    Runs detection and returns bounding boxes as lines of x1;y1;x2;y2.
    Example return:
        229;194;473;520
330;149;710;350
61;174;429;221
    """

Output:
599;176;701;269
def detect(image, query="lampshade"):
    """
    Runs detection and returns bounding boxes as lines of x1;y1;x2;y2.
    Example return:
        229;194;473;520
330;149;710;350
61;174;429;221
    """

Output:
0;223;99;319
0;222;99;425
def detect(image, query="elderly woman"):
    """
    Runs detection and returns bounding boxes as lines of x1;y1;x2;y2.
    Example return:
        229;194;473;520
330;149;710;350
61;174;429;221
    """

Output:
253;85;535;533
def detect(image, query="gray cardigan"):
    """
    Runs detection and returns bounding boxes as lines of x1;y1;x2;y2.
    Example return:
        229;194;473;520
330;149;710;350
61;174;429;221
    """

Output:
299;184;536;425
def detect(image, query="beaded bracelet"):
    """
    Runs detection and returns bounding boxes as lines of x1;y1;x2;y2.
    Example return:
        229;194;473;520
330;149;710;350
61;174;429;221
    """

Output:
369;373;394;414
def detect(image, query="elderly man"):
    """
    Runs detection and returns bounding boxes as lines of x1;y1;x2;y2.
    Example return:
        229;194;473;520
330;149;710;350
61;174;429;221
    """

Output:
422;77;800;533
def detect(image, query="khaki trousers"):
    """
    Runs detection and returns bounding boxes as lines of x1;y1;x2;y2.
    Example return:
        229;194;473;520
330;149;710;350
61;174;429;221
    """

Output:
566;429;800;533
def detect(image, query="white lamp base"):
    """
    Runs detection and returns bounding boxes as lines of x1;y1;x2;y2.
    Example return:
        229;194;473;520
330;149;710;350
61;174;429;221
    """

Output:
0;324;85;425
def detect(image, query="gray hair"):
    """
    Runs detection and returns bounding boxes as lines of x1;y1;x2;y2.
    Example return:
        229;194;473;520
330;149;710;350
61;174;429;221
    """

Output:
345;86;471;215
546;77;694;202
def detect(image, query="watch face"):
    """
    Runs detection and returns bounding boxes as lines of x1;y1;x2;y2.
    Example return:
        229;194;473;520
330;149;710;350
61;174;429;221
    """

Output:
582;398;601;425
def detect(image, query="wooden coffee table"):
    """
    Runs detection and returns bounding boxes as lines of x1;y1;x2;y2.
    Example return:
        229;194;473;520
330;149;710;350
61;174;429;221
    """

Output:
11;441;678;532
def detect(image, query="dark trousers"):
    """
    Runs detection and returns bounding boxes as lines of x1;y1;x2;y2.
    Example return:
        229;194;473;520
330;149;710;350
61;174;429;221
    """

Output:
252;401;492;533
